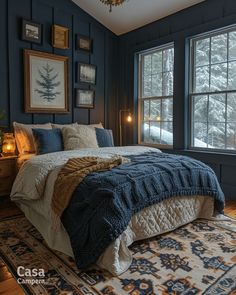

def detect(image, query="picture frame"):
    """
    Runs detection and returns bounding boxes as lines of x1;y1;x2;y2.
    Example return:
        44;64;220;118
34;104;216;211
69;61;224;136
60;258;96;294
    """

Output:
76;34;93;53
77;63;97;85
76;89;95;109
52;24;69;49
24;49;69;113
22;19;42;44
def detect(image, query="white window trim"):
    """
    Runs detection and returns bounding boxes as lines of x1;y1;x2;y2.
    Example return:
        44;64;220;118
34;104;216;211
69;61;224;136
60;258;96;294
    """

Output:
138;42;174;148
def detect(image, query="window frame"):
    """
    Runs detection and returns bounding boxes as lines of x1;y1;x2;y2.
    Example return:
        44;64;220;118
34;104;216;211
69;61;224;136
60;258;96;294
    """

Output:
138;42;174;148
189;25;236;154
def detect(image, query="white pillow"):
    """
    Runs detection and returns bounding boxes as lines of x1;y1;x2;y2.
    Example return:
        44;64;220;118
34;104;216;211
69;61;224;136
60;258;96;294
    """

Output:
89;123;104;129
13;122;52;155
51;123;78;129
62;125;98;150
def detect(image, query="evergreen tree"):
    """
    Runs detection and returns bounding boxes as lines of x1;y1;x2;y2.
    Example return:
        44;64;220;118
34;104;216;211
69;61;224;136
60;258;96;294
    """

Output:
35;63;61;102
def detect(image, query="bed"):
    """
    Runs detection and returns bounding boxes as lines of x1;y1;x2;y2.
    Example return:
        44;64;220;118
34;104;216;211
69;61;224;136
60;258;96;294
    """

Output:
10;145;224;275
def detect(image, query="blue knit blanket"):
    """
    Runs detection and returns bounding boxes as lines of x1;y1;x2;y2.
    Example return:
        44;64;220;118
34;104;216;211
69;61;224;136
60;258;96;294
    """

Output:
61;152;224;269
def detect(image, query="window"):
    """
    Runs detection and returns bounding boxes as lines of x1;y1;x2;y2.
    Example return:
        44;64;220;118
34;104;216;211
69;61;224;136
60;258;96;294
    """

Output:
138;44;174;146
190;26;236;151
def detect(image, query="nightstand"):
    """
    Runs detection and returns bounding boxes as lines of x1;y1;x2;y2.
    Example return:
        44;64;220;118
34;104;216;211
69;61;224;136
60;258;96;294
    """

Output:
0;156;17;197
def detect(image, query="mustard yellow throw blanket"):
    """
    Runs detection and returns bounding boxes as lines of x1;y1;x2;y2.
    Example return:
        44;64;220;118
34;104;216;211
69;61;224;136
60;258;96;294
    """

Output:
52;156;128;220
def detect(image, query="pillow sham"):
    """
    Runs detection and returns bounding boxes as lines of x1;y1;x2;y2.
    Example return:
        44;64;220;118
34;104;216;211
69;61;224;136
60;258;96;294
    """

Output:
51;123;78;129
52;122;104;129
32;128;63;155
89;123;104;129
95;128;114;147
62;125;98;150
13;122;52;155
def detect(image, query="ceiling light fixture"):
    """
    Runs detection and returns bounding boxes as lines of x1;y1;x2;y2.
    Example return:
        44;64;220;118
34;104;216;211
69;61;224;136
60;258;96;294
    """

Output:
99;0;126;12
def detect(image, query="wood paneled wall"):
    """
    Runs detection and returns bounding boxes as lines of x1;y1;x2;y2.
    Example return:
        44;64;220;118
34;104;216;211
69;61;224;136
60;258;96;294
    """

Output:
1;0;236;198
0;0;119;142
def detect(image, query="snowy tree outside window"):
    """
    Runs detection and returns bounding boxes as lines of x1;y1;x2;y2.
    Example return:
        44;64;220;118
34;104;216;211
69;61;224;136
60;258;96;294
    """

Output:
190;26;236;151
139;44;174;145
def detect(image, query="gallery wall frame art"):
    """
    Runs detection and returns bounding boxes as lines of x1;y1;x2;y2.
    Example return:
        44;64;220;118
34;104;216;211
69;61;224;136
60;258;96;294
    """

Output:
77;63;97;85
76;34;93;53
22;19;42;44
52;24;69;49
75;89;95;109
24;49;69;113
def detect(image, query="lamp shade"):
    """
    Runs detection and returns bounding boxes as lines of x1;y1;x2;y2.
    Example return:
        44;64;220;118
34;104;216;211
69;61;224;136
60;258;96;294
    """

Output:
2;133;16;156
127;113;132;123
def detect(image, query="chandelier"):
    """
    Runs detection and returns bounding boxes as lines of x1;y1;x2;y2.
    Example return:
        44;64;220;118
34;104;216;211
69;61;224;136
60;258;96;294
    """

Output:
99;0;126;12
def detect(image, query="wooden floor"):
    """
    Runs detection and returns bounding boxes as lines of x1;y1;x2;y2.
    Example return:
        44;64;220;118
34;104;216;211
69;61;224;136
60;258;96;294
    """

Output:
225;200;236;218
0;199;235;295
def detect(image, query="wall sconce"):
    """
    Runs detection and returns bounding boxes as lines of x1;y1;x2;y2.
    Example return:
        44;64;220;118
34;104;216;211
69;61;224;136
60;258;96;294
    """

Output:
2;133;16;156
119;109;133;146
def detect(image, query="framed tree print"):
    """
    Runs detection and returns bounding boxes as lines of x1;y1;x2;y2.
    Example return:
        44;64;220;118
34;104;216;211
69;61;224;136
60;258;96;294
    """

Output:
24;50;69;113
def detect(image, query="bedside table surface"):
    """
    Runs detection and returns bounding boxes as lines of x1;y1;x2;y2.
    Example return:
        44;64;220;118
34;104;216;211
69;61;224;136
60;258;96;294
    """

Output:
0;155;18;161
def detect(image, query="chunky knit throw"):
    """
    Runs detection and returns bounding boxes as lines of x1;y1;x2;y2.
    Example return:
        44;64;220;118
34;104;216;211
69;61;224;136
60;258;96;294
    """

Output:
52;156;129;219
61;152;225;269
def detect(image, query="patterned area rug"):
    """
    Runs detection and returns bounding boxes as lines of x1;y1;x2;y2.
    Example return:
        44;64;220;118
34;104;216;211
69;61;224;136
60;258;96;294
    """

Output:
0;216;236;295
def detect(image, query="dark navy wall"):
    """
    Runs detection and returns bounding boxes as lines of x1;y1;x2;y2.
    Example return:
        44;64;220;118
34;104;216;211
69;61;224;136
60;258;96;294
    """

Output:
119;0;236;199
0;0;119;141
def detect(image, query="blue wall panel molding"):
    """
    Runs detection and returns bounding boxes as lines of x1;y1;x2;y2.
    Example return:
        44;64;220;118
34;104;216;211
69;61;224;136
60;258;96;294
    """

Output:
0;0;119;136
118;0;236;199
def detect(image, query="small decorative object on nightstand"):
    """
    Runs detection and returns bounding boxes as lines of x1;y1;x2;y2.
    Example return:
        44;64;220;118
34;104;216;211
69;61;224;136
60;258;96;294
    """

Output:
0;156;17;197
2;133;16;156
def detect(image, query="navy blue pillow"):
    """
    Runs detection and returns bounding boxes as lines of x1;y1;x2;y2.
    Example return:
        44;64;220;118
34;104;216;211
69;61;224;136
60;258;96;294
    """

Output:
95;128;114;147
32;128;63;155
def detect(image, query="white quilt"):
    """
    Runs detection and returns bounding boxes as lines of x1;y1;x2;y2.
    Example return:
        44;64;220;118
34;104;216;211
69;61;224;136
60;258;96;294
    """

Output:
11;146;215;275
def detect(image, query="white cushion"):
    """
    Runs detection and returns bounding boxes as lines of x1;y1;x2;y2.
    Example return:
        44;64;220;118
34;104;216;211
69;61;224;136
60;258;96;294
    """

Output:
62;125;98;150
51;123;78;129
13;122;52;155
89;123;104;129
52;122;103;129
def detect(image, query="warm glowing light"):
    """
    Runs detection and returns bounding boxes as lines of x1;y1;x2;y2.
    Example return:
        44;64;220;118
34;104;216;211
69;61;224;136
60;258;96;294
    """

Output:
157;116;161;121
2;133;16;156
127;113;132;123
99;0;126;12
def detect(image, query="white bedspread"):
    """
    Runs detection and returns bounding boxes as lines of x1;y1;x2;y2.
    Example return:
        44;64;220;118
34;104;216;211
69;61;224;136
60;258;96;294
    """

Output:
11;146;214;275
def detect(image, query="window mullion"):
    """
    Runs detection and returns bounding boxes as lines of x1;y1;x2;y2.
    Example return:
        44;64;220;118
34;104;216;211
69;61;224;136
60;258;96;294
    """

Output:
209;36;212;92
225;33;229;150
206;94;209;148
225;93;228;149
